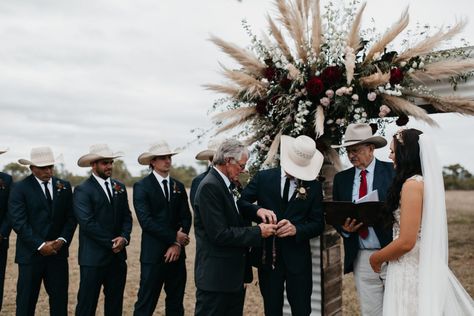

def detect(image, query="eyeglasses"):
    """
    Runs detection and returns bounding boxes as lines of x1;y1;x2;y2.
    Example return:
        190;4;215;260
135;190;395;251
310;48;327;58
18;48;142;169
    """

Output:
346;145;369;155
229;159;246;170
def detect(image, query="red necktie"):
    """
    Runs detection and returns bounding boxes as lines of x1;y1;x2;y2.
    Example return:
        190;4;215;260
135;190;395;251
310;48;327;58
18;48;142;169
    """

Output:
358;170;369;239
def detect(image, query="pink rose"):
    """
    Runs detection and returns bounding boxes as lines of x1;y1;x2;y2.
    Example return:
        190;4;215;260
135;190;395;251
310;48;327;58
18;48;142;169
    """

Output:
367;92;377;102
320;97;331;107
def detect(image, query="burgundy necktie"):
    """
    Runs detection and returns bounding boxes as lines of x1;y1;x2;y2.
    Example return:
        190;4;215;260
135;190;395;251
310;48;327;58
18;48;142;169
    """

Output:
358;170;369;239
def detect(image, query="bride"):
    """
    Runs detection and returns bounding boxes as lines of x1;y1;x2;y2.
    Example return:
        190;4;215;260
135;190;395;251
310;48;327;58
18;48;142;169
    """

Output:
369;128;474;315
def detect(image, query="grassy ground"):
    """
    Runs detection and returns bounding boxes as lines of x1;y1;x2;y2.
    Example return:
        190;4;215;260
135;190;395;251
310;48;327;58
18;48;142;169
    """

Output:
1;191;472;315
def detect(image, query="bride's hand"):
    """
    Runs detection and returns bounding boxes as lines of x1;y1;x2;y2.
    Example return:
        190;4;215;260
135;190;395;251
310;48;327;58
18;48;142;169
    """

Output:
369;252;382;273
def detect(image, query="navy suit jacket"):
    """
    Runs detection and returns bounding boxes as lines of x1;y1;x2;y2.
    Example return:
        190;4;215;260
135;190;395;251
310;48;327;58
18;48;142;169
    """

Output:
73;176;132;266
194;168;261;293
190;167;210;210
238;168;324;273
0;172;12;239
8;174;76;264
332;159;395;273
133;173;192;263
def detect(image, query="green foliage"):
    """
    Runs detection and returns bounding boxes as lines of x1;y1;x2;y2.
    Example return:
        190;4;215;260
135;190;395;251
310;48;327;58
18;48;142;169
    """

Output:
443;164;474;190
2;163;30;181
170;165;198;188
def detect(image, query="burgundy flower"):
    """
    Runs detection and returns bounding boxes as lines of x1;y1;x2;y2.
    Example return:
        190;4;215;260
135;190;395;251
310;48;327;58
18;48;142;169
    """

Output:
321;66;343;87
396;114;409;126
263;67;277;81
280;77;292;90
305;76;324;97
256;100;268;115
390;68;404;85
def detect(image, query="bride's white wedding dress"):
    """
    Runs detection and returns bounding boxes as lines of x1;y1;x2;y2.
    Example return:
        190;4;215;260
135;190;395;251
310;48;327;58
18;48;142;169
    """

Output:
383;135;474;315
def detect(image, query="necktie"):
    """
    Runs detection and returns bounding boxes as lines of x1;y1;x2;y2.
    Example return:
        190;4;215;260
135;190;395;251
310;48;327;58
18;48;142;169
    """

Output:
162;179;169;202
104;181;113;204
282;177;290;210
358;170;369;239
43;181;52;207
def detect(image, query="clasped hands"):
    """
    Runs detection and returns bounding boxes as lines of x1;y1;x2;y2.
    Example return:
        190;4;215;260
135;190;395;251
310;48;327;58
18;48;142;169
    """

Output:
164;228;190;263
39;239;65;256
257;208;296;238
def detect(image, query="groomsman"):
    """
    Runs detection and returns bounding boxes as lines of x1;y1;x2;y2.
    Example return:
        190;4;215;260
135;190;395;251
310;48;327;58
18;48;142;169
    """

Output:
332;123;394;315
133;140;192;316
190;139;220;208
8;146;76;316
74;144;132;316
0;148;12;312
238;135;325;316
194;139;277;316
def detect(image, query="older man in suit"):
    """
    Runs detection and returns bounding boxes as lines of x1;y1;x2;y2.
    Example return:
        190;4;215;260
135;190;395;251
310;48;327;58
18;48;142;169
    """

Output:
332;123;395;316
194;139;277;316
133;140;192;316
238;135;325;316
74;144;133;316
8;147;76;316
0;148;12;312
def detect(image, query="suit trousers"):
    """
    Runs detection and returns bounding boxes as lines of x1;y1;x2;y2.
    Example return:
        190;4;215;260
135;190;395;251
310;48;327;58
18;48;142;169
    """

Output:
353;250;387;316
134;255;186;316
16;256;69;316
0;240;8;312
75;258;127;316
195;288;245;316
258;258;312;316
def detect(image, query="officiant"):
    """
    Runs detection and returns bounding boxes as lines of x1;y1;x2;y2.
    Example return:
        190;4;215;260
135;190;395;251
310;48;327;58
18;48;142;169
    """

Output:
331;123;394;315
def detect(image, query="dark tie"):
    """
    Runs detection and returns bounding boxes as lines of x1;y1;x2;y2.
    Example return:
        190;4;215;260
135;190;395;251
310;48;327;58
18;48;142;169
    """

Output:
104;181;113;204
358;170;369;239
228;182;235;194
43;181;52;207
282;177;291;211
162;179;169;202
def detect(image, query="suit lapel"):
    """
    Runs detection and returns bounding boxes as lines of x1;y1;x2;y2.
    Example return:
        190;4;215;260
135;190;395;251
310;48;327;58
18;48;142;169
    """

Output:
344;168;356;201
209;168;240;216
89;176;112;207
28;175;51;214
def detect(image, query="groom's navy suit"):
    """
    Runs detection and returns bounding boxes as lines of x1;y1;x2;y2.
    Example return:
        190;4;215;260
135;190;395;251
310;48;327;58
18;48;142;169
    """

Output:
133;173;192;316
73;175;132;316
332;159;394;274
8;174;76;316
0;172;12;312
238;168;324;316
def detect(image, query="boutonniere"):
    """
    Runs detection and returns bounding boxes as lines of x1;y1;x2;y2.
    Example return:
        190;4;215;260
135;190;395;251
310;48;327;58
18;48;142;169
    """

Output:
172;182;181;194
55;180;66;192
231;187;241;200
296;180;310;200
112;182;125;194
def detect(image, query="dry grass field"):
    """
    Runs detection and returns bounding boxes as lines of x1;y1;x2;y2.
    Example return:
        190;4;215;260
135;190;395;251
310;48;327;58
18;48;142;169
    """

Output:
1;190;473;315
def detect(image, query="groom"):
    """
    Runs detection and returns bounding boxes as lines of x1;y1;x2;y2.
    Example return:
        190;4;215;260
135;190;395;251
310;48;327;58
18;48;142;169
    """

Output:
332;123;394;315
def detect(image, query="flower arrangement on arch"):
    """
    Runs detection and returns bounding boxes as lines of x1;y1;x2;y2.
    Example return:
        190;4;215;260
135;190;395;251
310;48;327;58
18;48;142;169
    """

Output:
205;0;474;174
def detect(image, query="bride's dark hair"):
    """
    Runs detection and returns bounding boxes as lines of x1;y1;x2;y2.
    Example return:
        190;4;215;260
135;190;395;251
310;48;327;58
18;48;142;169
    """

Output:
383;128;423;227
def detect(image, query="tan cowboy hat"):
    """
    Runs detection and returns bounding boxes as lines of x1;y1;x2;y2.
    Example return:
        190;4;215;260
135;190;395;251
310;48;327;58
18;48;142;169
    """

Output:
331;123;387;149
0;148;7;155
77;144;123;167
18;146;56;167
138;140;179;165
195;139;221;161
280;135;324;181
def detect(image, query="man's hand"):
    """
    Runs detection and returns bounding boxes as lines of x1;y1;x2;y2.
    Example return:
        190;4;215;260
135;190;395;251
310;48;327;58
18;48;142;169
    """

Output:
52;239;66;252
164;244;181;263
176;228;190;246
369;251;383;273
276;219;297;237
342;217;363;233
256;208;277;224
111;236;127;253
258;223;278;238
39;241;57;256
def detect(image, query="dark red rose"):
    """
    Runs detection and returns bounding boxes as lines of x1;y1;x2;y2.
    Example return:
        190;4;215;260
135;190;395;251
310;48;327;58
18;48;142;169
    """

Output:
321;66;343;87
305;76;324;97
280;77;292;90
396;114;409;126
390;68;404;85
263;67;277;81
256;100;268;115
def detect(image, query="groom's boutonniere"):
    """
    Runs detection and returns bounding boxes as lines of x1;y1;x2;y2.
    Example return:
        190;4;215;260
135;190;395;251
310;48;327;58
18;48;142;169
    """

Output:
172;182;181;194
55;181;66;193
112;182;125;194
296;180;309;200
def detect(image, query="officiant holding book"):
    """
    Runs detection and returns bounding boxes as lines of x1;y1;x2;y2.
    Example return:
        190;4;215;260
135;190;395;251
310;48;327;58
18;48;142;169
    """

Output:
331;123;395;316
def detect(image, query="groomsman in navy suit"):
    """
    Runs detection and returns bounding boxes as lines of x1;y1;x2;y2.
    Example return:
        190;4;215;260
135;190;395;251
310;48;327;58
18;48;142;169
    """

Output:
331;123;394;316
133;140;192;316
74;144;132;316
0;148;12;312
8;146;76;316
238;135;325;316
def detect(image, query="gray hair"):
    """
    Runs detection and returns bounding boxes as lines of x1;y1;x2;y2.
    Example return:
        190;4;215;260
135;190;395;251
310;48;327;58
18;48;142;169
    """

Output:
213;139;248;166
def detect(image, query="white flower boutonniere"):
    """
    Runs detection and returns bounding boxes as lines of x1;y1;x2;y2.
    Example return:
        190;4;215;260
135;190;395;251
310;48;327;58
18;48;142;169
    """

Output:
55;181;66;193
296;180;310;200
172;182;181;194
112;182;125;195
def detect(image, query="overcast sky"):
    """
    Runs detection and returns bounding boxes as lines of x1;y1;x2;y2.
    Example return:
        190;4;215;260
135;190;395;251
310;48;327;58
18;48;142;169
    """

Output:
1;0;474;176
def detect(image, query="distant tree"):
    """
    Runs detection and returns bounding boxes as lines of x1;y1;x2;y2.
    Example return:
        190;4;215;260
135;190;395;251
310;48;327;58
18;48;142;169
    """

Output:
2;162;30;181
112;159;134;186
54;163;87;187
170;165;198;188
443;164;474;190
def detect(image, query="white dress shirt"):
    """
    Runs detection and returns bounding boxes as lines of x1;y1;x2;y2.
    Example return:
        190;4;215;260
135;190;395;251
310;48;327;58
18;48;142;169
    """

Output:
280;168;297;200
152;170;170;201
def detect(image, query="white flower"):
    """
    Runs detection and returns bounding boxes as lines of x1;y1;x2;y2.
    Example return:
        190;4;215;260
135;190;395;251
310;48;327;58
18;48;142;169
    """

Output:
400;61;407;67
418;62;425;68
335;118;341;125
347;86;353;94
351;94;359;101
367;92;377;102
326;89;335;98
362;112;367;118
326;119;334;124
354;114;361;120
320;97;331;107
412;61;418;68
335;88;345;96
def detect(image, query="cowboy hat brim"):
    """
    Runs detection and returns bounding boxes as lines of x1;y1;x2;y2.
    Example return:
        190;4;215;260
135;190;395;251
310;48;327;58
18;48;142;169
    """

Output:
137;151;179;166
18;158;56;167
195;149;216;161
331;135;387;149
77;153;123;167
280;135;324;181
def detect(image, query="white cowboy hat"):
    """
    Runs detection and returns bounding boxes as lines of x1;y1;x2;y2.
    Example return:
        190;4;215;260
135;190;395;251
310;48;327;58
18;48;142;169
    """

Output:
331;123;387;149
280;135;324;181
77;144;123;167
195;139;222;161
0;148;7;155
18;146;56;167
138;140;179;165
